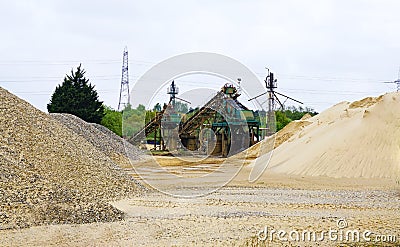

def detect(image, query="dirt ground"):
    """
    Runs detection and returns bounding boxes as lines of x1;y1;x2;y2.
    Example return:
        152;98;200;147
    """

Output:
1;157;399;246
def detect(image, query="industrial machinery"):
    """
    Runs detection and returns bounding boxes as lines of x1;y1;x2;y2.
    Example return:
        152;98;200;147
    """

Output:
179;83;263;157
128;81;264;157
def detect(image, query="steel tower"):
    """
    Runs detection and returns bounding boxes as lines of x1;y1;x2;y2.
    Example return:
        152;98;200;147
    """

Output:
118;47;130;110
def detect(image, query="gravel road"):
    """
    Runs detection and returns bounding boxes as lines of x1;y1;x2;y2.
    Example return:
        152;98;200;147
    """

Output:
1;186;399;246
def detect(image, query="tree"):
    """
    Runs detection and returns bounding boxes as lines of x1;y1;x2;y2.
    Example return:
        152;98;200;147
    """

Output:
122;104;147;137
283;106;318;121
275;111;292;131
153;103;162;112
173;101;188;113
274;105;318;131
47;64;105;123
101;106;122;136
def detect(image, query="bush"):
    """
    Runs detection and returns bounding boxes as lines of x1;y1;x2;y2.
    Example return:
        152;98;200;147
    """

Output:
101;106;122;136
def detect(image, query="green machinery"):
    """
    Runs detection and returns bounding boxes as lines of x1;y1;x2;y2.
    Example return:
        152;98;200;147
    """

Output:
178;84;264;157
129;82;264;157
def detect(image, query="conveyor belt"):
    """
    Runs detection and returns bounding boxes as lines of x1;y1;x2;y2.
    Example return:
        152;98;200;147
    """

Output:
128;90;246;144
128;110;164;144
178;91;225;136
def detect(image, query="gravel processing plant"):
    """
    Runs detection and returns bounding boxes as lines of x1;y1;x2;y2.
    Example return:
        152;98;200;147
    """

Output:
1;86;399;246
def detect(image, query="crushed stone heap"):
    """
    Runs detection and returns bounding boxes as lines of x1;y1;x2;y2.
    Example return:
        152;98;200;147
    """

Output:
0;87;144;229
50;113;146;168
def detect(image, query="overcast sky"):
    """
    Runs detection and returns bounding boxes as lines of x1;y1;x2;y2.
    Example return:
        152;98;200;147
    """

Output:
1;0;399;112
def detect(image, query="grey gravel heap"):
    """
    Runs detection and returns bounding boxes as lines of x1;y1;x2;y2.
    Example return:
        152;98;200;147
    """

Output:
0;87;144;229
50;113;146;168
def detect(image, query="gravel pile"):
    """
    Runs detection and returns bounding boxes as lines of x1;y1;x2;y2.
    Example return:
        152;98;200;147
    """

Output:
50;113;145;168
0;87;144;229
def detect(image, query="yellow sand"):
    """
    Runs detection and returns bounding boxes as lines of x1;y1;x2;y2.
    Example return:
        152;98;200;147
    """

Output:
251;92;400;179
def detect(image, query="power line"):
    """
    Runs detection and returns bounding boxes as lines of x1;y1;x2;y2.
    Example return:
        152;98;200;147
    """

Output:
0;59;155;66
0;58;394;83
280;88;385;95
5;85;388;97
1;74;389;85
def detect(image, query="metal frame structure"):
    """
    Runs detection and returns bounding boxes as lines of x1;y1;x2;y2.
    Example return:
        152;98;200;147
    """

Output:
129;81;263;157
248;69;303;136
118;47;130;110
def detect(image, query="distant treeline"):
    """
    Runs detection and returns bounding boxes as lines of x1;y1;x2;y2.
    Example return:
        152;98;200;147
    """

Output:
275;106;318;131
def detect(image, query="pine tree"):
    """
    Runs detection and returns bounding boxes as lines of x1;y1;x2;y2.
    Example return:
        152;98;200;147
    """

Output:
47;64;105;123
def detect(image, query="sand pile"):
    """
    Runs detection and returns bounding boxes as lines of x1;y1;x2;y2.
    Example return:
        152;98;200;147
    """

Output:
50;113;145;168
0;87;144;229
255;92;400;179
243;118;312;159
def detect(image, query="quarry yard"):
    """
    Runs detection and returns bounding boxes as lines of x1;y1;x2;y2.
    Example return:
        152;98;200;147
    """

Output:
1;183;399;246
1;86;399;246
3;1;400;246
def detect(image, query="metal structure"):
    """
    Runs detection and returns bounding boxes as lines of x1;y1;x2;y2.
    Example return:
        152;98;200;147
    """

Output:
167;80;179;105
128;81;263;157
118;47;130;110
178;84;262;157
383;67;400;92
128;80;189;150
209;84;261;157
249;69;303;136
167;80;191;106
128;108;165;144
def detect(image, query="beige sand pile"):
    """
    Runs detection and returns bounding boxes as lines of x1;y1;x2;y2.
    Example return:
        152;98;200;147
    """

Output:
300;113;312;120
243;118;312;159
0;87;144;229
255;92;400;179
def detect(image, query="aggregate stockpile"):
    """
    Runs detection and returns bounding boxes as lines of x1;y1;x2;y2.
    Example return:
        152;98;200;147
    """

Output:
256;92;400;179
50;113;145;168
0;87;144;229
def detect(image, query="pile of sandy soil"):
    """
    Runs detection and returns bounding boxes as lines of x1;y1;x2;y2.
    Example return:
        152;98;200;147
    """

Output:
242;117;312;159
254;92;400;179
0;87;144;229
51;113;146;168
